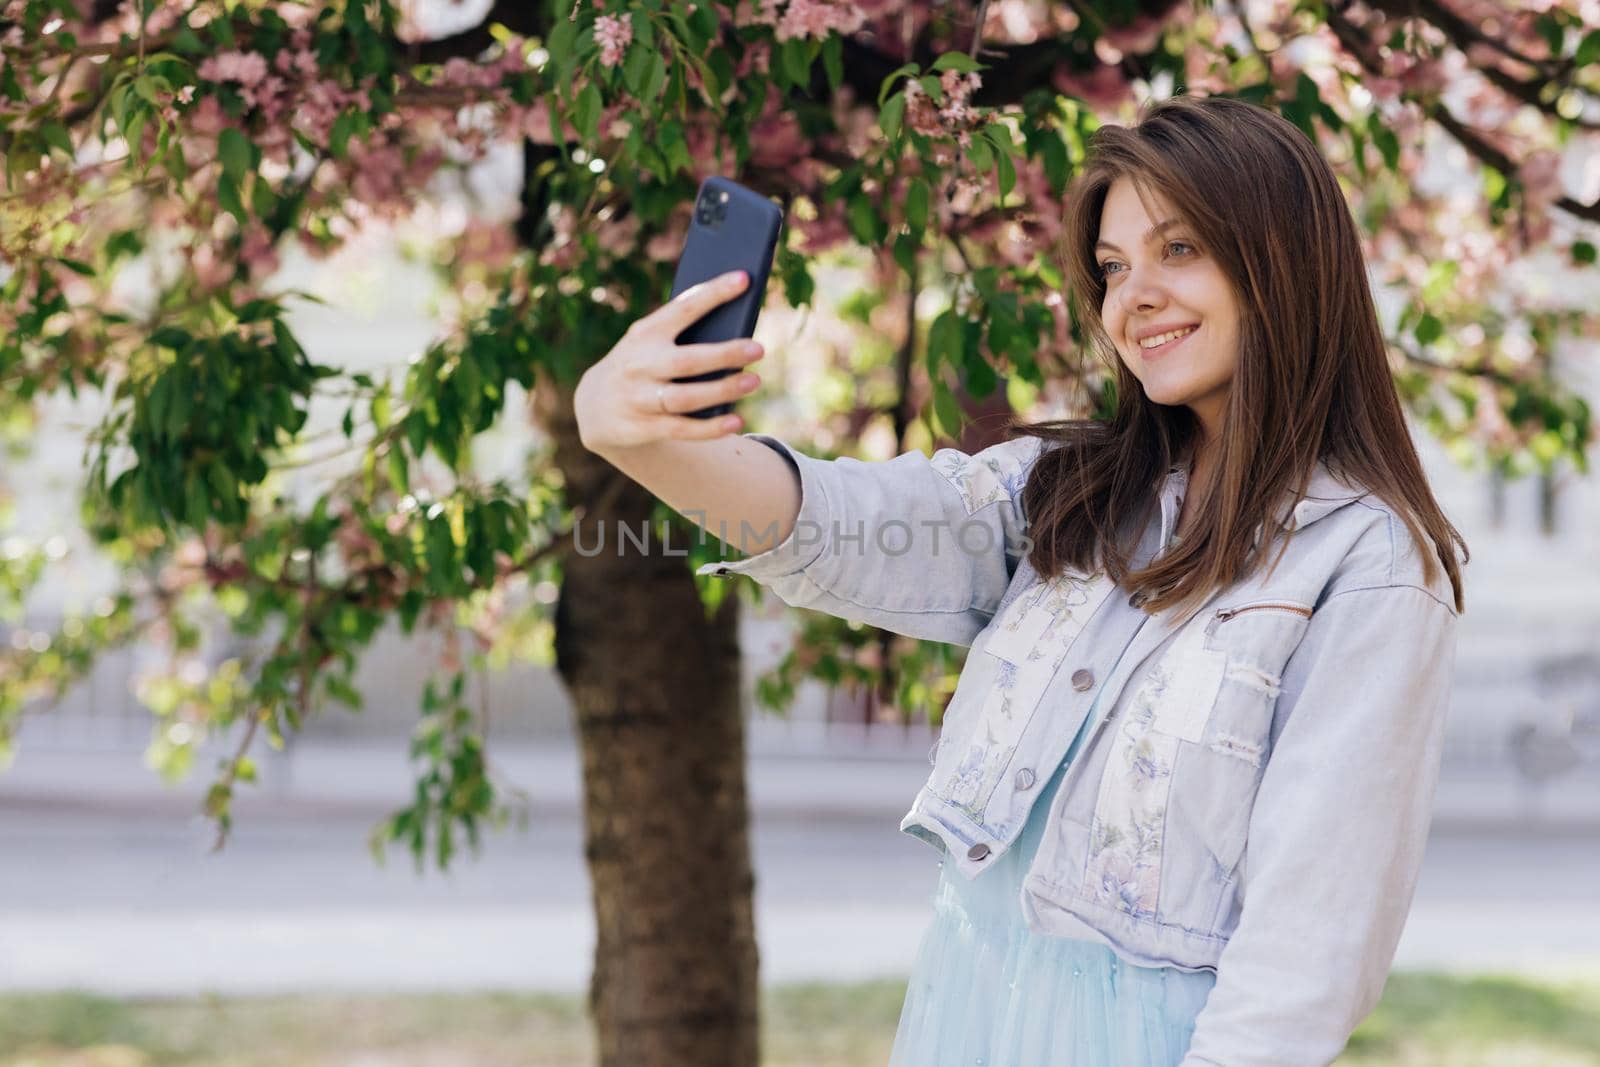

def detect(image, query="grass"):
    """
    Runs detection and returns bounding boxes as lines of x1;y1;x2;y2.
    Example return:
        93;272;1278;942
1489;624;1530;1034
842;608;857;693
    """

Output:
2;971;1598;1066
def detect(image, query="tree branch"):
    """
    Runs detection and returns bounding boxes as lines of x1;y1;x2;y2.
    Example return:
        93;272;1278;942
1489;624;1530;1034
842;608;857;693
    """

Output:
1326;0;1600;224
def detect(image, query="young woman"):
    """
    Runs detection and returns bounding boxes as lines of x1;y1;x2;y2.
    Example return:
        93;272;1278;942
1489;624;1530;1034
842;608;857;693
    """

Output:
577;94;1467;1066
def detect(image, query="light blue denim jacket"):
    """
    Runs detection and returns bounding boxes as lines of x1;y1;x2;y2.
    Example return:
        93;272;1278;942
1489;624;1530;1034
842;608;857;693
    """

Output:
698;431;1460;1067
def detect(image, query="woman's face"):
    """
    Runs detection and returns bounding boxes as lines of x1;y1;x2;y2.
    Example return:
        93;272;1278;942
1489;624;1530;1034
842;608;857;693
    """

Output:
1096;175;1240;446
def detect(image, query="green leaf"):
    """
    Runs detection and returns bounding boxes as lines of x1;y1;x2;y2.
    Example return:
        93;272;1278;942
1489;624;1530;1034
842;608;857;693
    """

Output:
779;38;809;88
968;137;993;172
218;127;253;183
1414;312;1443;346
932;380;962;438
996;149;1016;201
328;111;356;158
574;81;602;143
250;177;278;219
926;310;955;374
216;175;246;224
823;35;843;92
879;93;905;142
877;62;920;107
623;41;651;94
906;180;929;232
893;231;918;274
1039;134;1068;194
151;326;191;350
39;121;73;156
1371;123;1399;171
931;52;983;74
847;195;880;245
1577;29;1600;68
641;51;667;103
547;16;577;71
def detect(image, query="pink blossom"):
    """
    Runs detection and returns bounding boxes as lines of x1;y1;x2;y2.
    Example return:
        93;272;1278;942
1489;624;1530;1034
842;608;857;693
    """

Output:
1050;63;1132;115
1517;148;1564;211
793;198;850;254
198;50;270;88
594;211;641;257
644;201;693;261
902;82;941;137
1101;13;1163;54
938;70;981;128
239;224;280;279
773;0;865;41
735;39;771;78
188;95;228;136
191;242;234;291
595;13;633;68
748;83;810;169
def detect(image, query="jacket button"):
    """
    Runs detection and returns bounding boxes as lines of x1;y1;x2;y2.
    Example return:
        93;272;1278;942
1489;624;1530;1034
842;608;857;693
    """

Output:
1014;767;1036;791
967;842;991;861
1071;668;1094;691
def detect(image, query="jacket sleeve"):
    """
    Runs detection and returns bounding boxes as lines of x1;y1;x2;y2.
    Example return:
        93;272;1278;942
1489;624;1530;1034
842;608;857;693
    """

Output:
694;431;1046;647
1179;583;1459;1067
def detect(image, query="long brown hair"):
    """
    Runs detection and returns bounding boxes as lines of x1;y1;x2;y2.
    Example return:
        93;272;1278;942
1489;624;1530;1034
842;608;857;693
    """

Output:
1012;93;1467;617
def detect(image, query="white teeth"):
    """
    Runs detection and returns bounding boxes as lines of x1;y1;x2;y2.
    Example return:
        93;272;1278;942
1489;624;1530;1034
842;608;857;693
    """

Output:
1139;325;1197;349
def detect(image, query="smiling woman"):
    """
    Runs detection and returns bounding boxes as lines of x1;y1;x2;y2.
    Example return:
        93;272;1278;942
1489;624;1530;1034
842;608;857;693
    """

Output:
1015;95;1465;623
1093;182;1239;446
665;93;1470;1067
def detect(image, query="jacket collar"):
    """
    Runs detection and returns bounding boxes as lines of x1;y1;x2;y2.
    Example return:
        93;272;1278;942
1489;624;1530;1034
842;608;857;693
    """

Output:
1156;457;1369;552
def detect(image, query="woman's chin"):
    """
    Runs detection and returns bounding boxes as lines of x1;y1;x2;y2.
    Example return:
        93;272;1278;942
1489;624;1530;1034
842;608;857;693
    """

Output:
1141;382;1198;407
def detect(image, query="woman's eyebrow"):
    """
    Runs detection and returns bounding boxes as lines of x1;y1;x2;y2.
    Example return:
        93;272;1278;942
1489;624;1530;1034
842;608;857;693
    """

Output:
1094;217;1181;254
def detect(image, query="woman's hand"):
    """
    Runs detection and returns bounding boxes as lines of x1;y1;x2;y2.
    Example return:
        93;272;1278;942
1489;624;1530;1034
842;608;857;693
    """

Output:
575;269;766;454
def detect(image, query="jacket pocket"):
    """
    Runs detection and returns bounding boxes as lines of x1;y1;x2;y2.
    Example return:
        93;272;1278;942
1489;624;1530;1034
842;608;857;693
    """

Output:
936;572;1103;821
1161;601;1313;893
1081;599;1312;930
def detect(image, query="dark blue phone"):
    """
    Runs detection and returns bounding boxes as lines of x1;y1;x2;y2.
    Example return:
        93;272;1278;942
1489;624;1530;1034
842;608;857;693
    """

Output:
667;176;785;419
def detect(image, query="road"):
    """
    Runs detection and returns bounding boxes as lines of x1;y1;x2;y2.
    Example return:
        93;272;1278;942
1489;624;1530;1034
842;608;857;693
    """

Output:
2;749;1598;994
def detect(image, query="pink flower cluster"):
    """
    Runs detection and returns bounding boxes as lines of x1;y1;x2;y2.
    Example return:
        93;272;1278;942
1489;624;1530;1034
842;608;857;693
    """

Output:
595;13;633;68
749;0;866;42
198;49;269;87
903;70;983;146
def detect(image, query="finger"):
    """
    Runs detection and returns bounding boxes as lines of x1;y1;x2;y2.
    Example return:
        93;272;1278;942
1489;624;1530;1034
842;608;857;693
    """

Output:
665;338;764;379
649;269;750;337
651;410;744;440
652;372;759;416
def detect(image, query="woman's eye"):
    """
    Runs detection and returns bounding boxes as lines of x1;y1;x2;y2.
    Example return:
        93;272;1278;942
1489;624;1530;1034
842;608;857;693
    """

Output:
1168;240;1194;256
1097;260;1121;278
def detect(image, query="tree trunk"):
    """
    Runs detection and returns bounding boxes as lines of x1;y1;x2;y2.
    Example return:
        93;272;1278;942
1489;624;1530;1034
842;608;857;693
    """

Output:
543;384;761;1067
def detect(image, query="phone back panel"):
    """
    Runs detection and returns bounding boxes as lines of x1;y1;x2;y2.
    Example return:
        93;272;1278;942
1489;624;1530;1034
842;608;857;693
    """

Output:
668;176;784;349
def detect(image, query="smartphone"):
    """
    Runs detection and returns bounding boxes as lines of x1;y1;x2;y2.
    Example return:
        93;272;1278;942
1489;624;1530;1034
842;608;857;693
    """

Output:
666;176;785;419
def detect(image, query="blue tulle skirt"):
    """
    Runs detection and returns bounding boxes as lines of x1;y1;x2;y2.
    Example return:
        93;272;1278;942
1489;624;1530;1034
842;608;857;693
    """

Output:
889;723;1217;1066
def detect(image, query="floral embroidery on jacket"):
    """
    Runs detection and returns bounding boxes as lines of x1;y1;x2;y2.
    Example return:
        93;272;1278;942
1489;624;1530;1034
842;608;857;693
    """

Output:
940;569;1107;820
1081;658;1182;921
929;440;1041;516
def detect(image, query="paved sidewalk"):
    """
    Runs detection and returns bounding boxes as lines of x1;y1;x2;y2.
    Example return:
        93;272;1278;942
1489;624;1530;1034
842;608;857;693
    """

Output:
3;720;1598;829
2;724;1597;996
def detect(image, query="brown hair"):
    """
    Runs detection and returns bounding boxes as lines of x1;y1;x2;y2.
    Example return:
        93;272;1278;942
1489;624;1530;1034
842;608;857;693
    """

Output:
1010;93;1467;617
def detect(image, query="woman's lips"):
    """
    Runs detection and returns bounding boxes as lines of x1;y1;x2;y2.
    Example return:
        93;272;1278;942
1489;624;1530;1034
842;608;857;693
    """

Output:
1138;324;1198;361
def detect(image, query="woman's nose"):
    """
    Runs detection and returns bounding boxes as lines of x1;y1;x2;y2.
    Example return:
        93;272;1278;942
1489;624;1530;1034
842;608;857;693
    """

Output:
1117;271;1167;315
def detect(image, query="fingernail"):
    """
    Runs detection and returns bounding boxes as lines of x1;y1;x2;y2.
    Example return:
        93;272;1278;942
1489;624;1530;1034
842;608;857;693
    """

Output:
745;342;762;355
732;270;747;284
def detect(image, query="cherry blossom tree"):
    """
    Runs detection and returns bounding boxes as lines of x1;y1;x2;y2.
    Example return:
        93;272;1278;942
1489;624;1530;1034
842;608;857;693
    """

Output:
2;0;1596;1061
